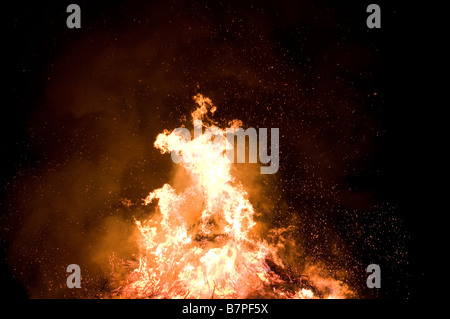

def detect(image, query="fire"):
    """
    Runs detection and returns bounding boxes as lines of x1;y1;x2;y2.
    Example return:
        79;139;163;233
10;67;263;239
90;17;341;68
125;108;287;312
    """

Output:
113;94;352;299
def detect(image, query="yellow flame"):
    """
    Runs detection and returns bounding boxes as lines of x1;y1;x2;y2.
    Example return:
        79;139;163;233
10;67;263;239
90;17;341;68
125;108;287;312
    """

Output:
116;94;352;299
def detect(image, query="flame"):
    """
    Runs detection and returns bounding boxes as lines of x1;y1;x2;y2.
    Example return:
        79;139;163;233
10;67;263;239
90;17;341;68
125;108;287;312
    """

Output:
113;94;352;299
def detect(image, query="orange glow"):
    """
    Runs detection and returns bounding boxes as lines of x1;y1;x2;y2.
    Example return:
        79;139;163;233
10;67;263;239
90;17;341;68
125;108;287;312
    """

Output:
115;94;352;299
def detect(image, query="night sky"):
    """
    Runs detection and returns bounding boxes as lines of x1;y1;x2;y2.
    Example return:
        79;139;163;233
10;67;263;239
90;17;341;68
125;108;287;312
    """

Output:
2;0;424;301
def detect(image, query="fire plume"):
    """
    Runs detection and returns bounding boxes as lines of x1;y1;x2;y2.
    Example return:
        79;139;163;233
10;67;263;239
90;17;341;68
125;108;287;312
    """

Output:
114;94;352;299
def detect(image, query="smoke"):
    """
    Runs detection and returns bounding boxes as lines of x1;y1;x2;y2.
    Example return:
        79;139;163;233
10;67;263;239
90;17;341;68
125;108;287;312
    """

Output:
3;0;387;298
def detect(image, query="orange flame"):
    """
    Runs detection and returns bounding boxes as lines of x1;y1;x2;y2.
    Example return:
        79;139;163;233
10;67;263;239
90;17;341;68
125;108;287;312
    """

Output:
114;94;352;299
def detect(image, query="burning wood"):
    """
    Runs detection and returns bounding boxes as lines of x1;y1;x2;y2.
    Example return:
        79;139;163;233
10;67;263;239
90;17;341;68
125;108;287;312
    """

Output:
110;94;352;299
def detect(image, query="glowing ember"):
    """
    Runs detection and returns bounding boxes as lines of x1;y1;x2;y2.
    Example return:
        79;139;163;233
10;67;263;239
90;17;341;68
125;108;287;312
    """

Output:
113;94;352;299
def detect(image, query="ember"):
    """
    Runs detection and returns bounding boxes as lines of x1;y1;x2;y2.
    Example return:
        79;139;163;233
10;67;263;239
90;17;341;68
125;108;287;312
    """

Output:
112;94;352;299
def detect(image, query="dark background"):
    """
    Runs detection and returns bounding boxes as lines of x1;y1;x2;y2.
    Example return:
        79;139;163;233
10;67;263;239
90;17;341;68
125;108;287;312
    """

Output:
1;0;424;301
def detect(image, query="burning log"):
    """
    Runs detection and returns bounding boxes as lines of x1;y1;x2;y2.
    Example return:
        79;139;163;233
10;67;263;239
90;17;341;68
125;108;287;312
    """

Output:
108;94;351;299
263;257;323;298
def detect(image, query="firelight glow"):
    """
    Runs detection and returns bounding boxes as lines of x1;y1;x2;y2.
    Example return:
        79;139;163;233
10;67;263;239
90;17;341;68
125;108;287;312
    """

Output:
114;94;352;299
